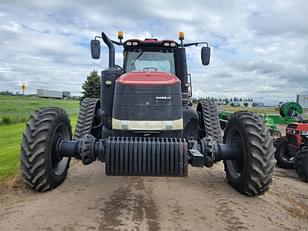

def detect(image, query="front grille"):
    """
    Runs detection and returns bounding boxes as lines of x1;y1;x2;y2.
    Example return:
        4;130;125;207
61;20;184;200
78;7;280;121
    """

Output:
287;134;298;146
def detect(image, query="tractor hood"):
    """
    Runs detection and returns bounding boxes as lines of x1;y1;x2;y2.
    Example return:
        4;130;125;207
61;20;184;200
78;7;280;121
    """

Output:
112;71;183;132
116;71;180;86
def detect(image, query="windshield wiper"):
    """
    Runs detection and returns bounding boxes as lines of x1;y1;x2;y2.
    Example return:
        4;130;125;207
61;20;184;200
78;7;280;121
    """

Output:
131;51;144;66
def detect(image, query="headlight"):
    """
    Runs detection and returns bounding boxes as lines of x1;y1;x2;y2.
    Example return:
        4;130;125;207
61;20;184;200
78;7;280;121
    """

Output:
301;131;308;136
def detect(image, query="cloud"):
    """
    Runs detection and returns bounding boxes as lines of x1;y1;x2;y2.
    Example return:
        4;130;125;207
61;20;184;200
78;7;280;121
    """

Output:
0;0;307;105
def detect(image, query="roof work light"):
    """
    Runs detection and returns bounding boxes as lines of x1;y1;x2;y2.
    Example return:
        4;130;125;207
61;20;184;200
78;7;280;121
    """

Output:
117;31;124;41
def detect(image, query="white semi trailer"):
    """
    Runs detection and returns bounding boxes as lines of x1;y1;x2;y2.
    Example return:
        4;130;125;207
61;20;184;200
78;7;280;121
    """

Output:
37;89;63;99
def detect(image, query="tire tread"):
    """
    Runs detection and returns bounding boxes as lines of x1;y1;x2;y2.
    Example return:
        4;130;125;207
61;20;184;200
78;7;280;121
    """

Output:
20;107;71;192
224;111;275;196
295;147;308;182
198;100;223;143
74;98;99;139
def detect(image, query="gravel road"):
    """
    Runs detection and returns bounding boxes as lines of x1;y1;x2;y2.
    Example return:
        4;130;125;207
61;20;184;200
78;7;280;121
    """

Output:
1;160;307;231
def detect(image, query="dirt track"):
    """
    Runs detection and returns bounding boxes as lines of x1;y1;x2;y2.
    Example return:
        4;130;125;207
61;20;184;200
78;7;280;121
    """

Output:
0;161;308;231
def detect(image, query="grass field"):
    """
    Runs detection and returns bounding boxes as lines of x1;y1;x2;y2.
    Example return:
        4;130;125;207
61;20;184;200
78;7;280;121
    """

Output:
0;95;79;184
222;105;279;114
223;105;308;116
1;96;307;184
0;95;79;125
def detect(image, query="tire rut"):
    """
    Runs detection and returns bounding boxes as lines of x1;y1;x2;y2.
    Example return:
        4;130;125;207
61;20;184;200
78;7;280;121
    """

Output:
204;174;249;230
98;177;160;231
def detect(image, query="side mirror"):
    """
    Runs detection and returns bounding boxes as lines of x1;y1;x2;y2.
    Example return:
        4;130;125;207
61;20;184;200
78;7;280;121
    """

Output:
90;39;101;59
201;46;211;65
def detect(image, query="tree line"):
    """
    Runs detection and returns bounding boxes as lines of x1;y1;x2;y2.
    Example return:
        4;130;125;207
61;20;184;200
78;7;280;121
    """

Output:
191;97;254;105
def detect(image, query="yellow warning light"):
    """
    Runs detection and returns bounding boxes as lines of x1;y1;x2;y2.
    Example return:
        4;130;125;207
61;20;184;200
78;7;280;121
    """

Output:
179;32;185;40
117;31;124;40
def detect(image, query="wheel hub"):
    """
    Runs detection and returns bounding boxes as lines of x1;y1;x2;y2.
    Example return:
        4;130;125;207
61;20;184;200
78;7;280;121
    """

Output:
51;124;70;176
279;147;294;163
225;129;245;179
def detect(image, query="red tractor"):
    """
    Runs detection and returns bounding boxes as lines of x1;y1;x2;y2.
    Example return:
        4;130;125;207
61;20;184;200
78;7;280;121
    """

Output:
274;102;308;182
20;32;275;196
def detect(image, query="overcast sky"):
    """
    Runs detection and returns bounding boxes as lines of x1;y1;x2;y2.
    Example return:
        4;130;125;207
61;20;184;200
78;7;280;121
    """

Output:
0;0;307;105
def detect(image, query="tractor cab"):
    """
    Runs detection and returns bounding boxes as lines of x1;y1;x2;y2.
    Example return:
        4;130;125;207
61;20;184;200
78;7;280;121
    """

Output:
91;32;211;96
123;39;177;74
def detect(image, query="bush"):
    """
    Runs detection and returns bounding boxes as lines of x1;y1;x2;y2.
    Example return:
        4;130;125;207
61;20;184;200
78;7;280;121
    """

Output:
0;91;14;96
1;116;11;125
0;116;30;125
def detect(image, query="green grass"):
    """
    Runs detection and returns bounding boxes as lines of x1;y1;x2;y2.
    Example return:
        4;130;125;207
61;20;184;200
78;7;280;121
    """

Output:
223;106;308;119
0;95;79;184
0;95;79;125
0;123;26;182
0;115;77;183
222;105;279;114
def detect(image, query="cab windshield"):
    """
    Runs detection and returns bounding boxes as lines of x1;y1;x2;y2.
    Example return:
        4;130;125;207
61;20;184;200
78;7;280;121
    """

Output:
125;51;175;73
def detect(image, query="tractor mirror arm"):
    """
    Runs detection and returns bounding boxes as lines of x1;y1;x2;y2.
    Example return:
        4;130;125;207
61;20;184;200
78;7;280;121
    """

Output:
183;42;208;47
94;37;123;46
111;40;124;46
101;32;115;68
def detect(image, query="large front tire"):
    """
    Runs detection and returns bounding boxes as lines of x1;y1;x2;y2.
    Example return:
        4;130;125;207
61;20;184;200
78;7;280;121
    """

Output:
223;111;275;196
20;107;72;192
295;147;308;182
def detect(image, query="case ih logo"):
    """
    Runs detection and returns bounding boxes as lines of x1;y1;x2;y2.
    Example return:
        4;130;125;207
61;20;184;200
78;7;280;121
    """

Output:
155;96;171;100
